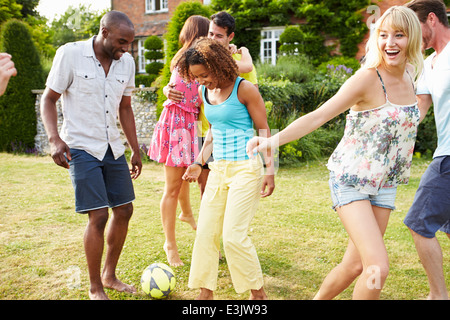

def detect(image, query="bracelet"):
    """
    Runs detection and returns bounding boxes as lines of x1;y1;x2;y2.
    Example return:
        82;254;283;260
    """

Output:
192;161;203;168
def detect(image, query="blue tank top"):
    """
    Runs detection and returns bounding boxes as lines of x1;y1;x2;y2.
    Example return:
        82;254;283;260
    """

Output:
202;77;254;161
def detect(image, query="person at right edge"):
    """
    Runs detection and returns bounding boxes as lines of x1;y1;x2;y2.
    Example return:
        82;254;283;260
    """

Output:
404;0;450;300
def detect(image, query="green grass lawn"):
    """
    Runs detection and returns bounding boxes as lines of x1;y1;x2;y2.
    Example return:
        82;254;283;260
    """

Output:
0;153;448;300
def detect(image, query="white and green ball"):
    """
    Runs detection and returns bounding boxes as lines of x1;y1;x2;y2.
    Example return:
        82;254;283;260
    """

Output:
141;263;176;299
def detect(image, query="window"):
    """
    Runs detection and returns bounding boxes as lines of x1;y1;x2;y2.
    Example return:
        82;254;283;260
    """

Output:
260;27;284;65
138;39;148;73
145;0;168;14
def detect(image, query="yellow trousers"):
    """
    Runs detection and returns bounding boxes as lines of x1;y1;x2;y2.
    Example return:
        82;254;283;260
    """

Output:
188;157;264;293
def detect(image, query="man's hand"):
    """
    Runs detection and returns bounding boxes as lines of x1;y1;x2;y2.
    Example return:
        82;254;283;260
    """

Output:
129;150;142;179
49;137;71;169
163;83;183;103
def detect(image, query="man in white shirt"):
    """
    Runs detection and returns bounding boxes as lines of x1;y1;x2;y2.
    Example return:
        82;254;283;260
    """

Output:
405;0;450;300
41;11;142;300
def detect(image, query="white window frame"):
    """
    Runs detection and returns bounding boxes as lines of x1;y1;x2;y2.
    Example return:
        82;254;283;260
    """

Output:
137;39;148;74
145;0;168;14
260;27;284;65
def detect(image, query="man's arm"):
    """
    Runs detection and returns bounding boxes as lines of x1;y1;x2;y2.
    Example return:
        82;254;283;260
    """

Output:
417;94;433;123
40;87;71;168
118;95;142;179
233;47;253;74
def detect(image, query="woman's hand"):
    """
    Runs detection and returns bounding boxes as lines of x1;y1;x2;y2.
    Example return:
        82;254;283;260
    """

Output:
246;136;271;159
182;163;202;183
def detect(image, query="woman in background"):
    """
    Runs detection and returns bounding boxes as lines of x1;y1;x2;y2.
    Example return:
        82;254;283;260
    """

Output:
149;15;210;267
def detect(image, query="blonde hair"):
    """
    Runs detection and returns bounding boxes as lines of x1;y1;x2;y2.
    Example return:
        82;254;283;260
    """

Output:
363;6;423;79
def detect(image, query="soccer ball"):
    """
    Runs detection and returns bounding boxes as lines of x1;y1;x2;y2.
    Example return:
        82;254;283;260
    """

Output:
141;263;176;299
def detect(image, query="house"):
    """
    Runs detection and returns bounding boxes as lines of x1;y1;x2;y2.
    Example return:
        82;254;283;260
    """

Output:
113;0;450;72
112;0;302;70
111;0;211;73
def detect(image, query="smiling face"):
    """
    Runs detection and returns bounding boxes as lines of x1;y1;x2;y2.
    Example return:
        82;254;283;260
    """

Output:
378;25;409;68
208;21;234;48
189;64;218;90
102;23;135;60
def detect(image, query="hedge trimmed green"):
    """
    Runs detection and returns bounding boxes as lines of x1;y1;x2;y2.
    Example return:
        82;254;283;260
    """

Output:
0;19;44;152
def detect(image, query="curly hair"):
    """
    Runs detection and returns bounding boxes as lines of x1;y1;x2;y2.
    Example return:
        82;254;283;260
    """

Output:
177;37;239;85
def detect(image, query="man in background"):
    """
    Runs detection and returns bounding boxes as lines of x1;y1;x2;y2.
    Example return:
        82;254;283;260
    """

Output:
404;0;450;300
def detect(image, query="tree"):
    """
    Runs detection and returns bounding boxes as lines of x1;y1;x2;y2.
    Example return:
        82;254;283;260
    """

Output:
0;19;44;151
211;0;370;61
144;36;164;77
16;0;39;17
0;0;22;24
0;0;54;69
51;4;104;48
279;25;327;64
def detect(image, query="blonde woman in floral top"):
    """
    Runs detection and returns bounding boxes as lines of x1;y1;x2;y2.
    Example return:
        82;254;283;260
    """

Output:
247;6;423;300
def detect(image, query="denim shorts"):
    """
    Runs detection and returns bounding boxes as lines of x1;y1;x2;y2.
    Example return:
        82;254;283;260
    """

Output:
68;147;135;213
404;156;450;238
329;171;397;211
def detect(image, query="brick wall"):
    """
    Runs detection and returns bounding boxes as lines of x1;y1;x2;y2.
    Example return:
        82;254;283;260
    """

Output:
356;0;412;60
112;0;201;37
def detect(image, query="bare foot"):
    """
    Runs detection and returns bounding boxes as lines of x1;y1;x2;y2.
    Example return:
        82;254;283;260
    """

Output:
89;288;110;300
196;288;214;300
179;213;197;230
249;287;268;300
163;242;184;267
102;277;137;294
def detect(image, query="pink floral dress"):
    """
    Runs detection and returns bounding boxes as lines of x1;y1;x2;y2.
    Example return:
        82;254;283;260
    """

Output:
327;69;420;195
149;67;201;167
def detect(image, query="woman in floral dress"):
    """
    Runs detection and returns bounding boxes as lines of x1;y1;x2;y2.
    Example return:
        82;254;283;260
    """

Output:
246;6;424;299
149;16;210;266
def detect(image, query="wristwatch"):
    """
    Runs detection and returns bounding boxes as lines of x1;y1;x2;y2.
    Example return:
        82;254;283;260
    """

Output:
192;161;203;168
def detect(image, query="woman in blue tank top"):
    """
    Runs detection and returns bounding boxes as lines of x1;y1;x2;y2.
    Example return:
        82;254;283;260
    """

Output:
178;37;275;300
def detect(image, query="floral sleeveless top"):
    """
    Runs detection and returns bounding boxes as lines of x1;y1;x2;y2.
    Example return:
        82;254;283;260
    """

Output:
327;69;420;195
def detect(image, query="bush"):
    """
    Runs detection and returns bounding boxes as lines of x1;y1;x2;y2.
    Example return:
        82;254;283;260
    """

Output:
259;77;346;164
135;74;157;88
144;35;164;77
415;108;437;157
0;19;44;152
145;61;164;75
317;56;361;75
279;25;328;64
256;54;315;83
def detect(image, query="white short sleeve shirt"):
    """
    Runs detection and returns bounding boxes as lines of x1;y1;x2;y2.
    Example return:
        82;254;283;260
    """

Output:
45;36;136;160
416;42;450;158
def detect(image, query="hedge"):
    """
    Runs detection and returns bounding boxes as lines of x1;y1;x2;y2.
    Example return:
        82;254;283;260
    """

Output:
0;19;44;152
